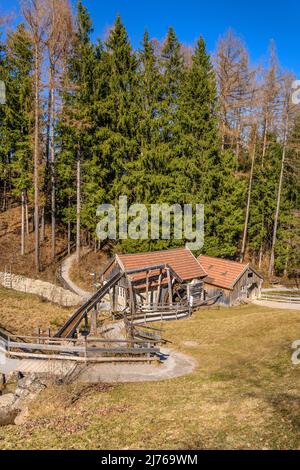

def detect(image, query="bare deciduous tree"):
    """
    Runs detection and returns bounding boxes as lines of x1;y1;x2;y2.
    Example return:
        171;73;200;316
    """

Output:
21;0;50;272
45;0;73;259
269;73;296;276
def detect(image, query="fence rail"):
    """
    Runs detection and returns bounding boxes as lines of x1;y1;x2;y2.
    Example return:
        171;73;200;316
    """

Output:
260;294;300;303
133;304;191;323
0;329;161;363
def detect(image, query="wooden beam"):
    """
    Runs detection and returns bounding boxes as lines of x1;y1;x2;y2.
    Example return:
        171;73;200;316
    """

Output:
156;269;163;306
127;278;136;321
167;268;173;306
145;270;149;304
91;306;97;334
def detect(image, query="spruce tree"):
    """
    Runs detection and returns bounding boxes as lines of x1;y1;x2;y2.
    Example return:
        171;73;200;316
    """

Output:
177;37;245;257
57;0;96;254
103;16;139;203
0;24;33;253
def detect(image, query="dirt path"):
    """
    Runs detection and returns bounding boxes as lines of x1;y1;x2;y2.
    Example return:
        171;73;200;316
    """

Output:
253;300;300;310
61;250;92;301
78;348;197;383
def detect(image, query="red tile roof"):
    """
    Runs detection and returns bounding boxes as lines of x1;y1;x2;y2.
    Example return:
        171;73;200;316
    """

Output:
117;248;207;283
198;255;249;290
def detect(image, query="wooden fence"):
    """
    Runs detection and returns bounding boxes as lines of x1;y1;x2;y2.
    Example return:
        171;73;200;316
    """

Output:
0;329;161;363
260;292;300;304
133;303;191;323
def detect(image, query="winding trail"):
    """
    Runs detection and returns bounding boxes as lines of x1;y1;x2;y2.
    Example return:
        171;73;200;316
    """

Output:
78;348;197;383
253;300;300;310
61;249;92;301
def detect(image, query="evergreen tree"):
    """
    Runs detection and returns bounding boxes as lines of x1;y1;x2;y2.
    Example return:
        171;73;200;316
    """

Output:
176;37;245;257
0;34;8;210
123;31;163;203
103;15;139;202
5;24;33;201
57;0;96;253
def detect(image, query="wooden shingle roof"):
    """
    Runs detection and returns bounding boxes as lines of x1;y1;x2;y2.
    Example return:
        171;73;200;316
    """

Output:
198;255;261;290
117;247;207;282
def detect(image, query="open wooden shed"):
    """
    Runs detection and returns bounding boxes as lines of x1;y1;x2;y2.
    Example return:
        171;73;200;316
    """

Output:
198;255;263;306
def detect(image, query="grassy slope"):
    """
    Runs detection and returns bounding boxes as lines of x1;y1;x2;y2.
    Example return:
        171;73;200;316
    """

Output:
0;287;71;335
0;206;68;283
69;249;109;292
1;304;300;449
0;206;110;288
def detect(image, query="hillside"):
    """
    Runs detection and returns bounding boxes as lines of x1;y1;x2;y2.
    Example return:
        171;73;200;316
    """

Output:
0;287;71;336
0;206;109;289
0;206;67;283
1;304;300;449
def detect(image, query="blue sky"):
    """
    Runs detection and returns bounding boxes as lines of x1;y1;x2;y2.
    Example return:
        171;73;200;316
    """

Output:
2;0;300;75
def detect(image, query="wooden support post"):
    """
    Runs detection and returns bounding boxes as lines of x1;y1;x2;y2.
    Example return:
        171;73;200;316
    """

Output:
128;279;136;321
156;269;162;307
91;306;97;334
0;374;6;396
84;335;87;364
84;314;88;331
146;270;149;305
35;327;41;344
109;288;113;313
167;268;172;306
112;285;117;313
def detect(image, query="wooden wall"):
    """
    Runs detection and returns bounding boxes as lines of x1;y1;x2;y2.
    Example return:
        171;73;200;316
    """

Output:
204;267;263;307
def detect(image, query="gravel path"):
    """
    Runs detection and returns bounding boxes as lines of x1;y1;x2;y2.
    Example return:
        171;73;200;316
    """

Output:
61;250;92;301
253;300;300;310
78;348;197;383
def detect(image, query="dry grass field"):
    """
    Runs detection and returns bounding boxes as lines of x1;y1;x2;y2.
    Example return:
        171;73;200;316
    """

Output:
1;302;300;449
0;287;71;335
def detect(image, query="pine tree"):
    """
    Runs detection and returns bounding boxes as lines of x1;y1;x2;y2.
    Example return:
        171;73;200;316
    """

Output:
122;31;163;203
0;33;9;211
57;0;95;259
177;37;245;257
103;15;139;203
1;24;33;253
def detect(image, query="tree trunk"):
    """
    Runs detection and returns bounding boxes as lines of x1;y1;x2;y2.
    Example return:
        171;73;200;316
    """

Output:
34;42;40;272
21;190;25;256
269;113;289;277
40;206;45;242
25;192;29;236
76;156;81;262
240;128;257;262
2;177;7;211
258;217;264;270
262;116;268;166
50;64;56;259
67;195;71;256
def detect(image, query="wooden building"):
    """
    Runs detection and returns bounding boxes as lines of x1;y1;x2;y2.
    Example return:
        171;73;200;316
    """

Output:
99;249;264;312
198;255;263;306
101;247;208;310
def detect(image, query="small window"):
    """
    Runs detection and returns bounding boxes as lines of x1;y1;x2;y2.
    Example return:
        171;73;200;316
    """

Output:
248;272;253;278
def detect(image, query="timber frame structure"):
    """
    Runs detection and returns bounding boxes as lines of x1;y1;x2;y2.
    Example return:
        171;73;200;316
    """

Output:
0;250;223;367
98;250;222;324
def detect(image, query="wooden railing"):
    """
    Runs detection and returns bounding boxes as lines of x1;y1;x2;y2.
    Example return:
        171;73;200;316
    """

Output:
260;292;300;304
133;303;191;323
0;330;161;363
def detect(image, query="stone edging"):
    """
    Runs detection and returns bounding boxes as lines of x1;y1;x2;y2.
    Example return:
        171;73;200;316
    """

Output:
0;272;81;307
